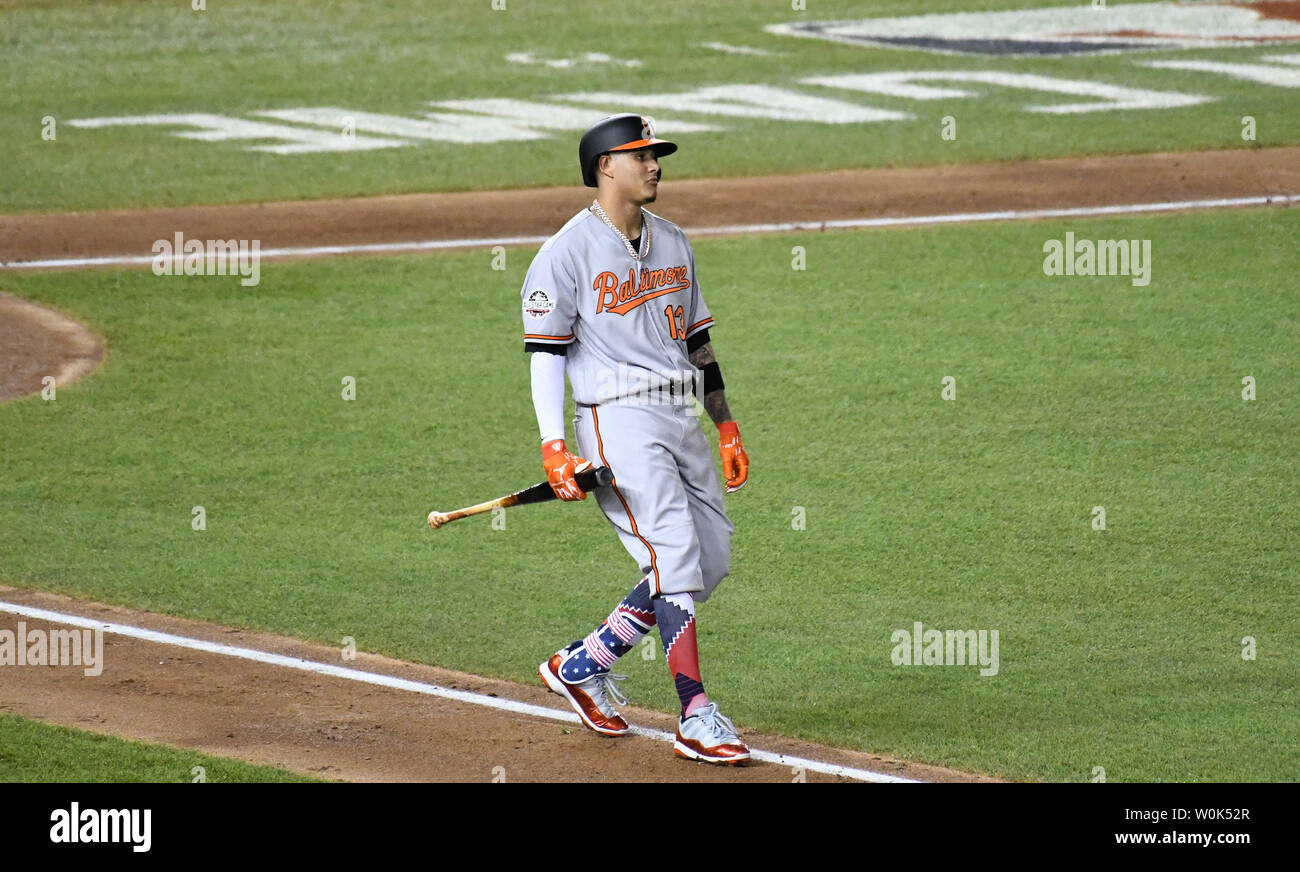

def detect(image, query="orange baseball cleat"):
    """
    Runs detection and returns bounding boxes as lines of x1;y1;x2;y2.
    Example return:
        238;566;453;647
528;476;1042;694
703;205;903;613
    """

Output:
539;648;630;737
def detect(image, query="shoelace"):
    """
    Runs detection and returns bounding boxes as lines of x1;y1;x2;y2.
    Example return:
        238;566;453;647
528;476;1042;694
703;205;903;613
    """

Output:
587;672;629;710
696;705;739;740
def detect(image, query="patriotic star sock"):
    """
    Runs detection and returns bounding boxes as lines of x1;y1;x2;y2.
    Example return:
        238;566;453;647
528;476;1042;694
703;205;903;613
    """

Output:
654;592;708;717
559;577;656;683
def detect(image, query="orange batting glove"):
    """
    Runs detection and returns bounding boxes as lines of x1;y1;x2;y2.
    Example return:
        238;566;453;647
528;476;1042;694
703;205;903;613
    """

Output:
717;421;749;493
542;439;592;501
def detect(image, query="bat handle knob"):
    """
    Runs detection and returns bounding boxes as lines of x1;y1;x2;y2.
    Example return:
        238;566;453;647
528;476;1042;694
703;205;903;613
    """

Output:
427;511;447;530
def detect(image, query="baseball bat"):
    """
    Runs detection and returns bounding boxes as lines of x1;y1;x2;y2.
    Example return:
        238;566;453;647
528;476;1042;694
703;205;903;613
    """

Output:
426;465;614;530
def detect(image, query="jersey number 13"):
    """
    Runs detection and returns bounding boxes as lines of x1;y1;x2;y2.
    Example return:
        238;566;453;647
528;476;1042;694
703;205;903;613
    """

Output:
664;305;687;340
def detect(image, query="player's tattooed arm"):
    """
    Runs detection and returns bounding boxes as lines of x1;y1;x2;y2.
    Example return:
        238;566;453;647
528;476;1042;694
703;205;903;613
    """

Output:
688;342;715;368
689;342;733;424
701;390;732;426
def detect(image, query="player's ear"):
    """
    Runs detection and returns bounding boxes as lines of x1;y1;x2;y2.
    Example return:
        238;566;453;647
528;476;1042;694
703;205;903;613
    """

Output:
597;153;615;183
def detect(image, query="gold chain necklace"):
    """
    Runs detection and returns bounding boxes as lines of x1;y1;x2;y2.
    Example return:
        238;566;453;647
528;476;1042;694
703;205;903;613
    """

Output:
591;199;650;261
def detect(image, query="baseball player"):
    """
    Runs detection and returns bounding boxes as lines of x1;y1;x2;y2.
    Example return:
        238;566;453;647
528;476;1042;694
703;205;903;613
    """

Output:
523;114;751;764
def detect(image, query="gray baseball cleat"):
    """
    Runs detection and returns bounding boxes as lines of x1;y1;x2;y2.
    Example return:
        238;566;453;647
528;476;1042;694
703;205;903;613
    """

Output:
674;702;751;765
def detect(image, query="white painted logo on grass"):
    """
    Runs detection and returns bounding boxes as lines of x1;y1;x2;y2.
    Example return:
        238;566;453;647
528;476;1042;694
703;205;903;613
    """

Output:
506;51;641;69
65;112;409;154
558;84;908;123
803;71;1208;113
1143;52;1300;88
66;67;1236;155
700;42;777;56
68;104;714;155
768;2;1300;56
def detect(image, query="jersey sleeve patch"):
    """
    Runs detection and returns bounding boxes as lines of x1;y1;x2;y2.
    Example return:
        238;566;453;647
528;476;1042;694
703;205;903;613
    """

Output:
524;289;556;320
520;247;578;344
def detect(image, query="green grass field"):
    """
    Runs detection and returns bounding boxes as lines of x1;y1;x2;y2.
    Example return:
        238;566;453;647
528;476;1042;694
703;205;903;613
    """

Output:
0;715;319;782
2;207;1296;781
2;0;1297;211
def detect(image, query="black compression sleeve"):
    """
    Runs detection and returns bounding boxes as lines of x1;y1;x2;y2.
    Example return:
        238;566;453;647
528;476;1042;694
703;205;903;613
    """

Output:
525;342;568;355
686;328;711;354
701;360;724;394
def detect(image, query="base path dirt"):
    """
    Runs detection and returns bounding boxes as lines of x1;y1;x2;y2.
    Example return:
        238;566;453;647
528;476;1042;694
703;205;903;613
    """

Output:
1;147;1297;265
0;587;994;782
0;294;104;402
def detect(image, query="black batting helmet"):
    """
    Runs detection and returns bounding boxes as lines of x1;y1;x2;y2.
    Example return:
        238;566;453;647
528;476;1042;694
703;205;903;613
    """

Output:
578;114;677;188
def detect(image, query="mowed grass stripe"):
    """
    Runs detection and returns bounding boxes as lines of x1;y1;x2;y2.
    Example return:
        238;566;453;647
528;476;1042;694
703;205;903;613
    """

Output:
3;0;1299;210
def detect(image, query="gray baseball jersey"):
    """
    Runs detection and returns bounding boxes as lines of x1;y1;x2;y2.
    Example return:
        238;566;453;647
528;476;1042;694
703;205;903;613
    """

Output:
521;206;732;600
521;207;714;405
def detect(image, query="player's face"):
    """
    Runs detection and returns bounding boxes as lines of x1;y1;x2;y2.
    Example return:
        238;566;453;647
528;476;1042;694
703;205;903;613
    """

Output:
608;147;661;205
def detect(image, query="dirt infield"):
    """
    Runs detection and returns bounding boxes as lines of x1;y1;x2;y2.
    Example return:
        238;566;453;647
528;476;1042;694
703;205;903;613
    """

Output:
1;146;1297;265
0;293;103;402
1;147;1297;781
0;587;993;782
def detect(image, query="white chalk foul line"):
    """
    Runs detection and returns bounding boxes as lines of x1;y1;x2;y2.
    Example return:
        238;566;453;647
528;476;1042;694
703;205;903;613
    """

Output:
0;600;918;783
2;194;1295;271
690;193;1300;237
